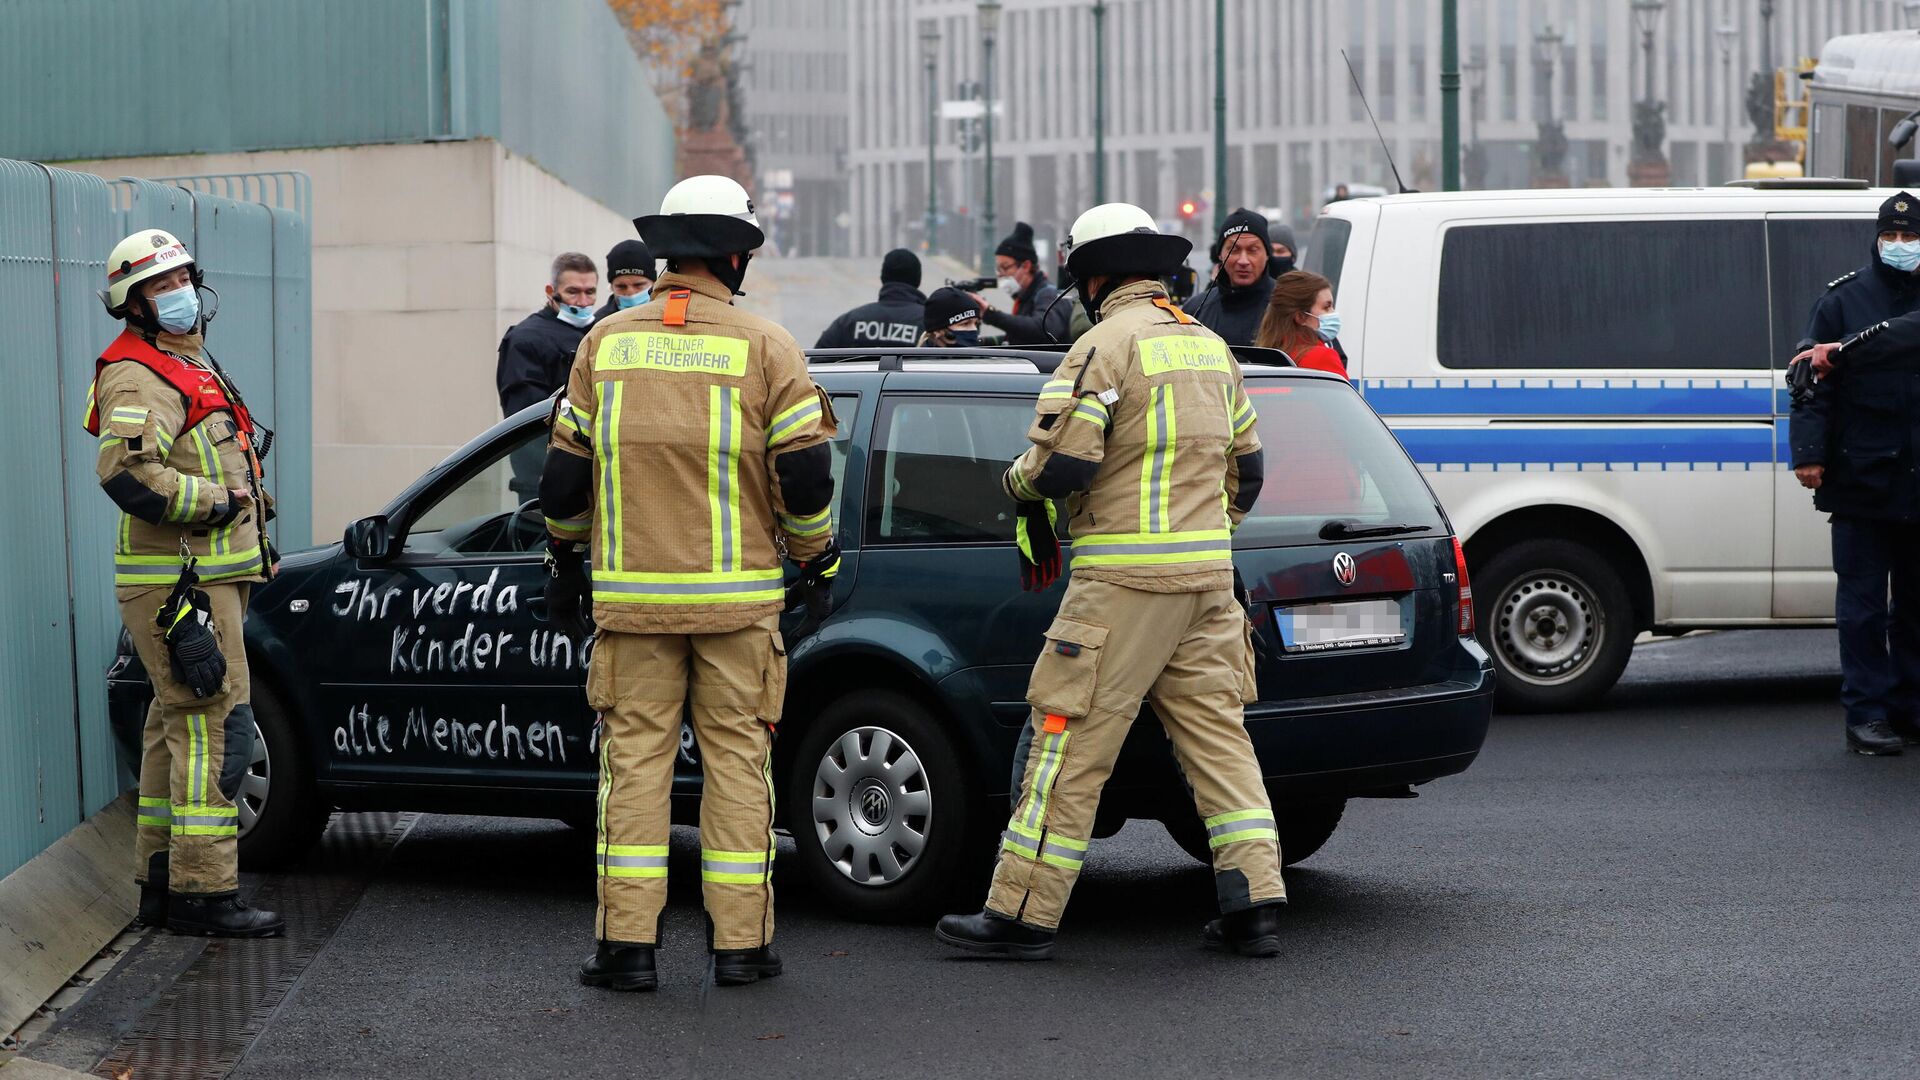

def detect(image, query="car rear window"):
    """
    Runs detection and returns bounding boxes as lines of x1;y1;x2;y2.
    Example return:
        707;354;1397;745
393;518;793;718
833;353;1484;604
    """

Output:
1304;216;1351;295
1235;378;1446;548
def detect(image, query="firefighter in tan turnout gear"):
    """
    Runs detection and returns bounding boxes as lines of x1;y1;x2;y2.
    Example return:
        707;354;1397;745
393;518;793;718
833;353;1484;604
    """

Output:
937;202;1285;959
86;230;284;938
540;175;839;991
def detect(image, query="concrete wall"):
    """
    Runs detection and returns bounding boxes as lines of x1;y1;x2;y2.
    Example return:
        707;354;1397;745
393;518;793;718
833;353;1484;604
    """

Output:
71;140;642;545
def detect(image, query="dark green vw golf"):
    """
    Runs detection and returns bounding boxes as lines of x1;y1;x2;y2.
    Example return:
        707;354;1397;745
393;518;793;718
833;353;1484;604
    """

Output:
109;346;1492;919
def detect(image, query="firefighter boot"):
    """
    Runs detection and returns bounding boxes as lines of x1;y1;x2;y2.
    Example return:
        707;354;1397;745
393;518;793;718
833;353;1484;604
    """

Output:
1202;902;1284;958
167;893;285;938
136;852;169;929
580;941;658;992
934;910;1056;960
712;945;782;986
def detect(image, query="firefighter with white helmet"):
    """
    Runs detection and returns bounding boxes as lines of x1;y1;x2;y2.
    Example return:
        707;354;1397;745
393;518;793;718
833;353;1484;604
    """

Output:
85;228;283;937
936;202;1284;958
541;175;838;990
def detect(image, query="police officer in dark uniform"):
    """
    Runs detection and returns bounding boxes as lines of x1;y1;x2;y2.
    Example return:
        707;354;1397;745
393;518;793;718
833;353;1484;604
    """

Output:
499;252;598;498
815;248;927;348
1799;192;1920;353
593;239;656;326
1788;192;1920;755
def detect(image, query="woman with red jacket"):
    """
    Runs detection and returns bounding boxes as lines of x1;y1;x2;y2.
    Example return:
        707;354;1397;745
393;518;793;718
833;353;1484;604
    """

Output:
1255;270;1347;376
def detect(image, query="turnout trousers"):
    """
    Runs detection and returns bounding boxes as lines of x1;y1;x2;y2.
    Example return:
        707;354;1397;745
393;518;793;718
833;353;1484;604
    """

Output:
120;582;254;896
986;577;1285;929
588;614;786;950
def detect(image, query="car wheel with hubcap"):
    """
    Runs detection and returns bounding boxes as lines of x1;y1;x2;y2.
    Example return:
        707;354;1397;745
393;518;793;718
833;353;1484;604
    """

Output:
237;679;330;868
1475;539;1635;713
786;689;982;921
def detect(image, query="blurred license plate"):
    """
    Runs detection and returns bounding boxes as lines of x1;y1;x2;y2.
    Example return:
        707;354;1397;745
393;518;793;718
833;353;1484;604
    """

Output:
1274;599;1403;653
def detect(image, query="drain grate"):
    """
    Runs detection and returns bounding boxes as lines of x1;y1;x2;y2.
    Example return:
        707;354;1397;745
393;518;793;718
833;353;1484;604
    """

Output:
91;813;413;1080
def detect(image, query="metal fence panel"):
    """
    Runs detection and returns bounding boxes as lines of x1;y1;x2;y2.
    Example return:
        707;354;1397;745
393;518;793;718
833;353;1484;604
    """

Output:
0;162;311;880
0;159;82;876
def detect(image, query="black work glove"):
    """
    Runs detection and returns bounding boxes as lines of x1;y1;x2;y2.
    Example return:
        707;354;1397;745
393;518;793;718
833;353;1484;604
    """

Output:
1233;565;1249;611
1014;500;1061;592
545;542;594;641
787;540;840;639
1786;356;1817;408
158;574;226;700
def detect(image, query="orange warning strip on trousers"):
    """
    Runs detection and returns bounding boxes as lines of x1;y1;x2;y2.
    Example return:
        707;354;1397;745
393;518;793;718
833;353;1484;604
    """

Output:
1043;714;1068;734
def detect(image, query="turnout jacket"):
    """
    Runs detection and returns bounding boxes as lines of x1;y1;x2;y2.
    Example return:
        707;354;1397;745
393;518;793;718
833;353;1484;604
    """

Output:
1003;279;1265;594
86;330;272;587
544;272;838;634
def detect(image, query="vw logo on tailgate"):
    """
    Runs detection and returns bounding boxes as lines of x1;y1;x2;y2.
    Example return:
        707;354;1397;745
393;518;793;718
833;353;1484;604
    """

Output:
1332;551;1358;587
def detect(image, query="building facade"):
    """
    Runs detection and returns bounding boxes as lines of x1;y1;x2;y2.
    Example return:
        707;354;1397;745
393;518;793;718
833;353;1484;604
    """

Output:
842;0;1919;258
736;0;855;256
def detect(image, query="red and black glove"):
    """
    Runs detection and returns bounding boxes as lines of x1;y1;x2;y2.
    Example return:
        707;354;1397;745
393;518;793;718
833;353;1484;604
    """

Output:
1014;500;1061;592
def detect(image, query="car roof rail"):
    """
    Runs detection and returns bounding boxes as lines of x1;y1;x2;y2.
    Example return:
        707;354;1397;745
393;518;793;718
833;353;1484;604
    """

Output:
808;347;1049;372
1723;177;1872;190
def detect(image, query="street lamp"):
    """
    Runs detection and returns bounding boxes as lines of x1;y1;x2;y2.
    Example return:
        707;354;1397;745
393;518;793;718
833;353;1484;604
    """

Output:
1462;49;1486;188
1533;25;1563;126
1631;0;1665;105
1715;22;1738;183
1213;0;1228;235
977;0;1001;276
920;19;940;254
1093;1;1107;204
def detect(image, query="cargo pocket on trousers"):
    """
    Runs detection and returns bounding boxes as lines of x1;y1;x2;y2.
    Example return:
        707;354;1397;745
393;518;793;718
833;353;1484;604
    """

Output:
1237;616;1260;704
1026;617;1109;719
586;643;616;712
759;632;789;724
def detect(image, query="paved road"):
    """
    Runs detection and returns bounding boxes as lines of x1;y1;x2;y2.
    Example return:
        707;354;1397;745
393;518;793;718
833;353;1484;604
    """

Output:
33;630;1920;1078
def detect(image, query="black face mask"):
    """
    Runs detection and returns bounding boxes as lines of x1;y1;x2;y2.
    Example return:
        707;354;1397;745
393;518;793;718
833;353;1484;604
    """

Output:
1269;256;1296;278
711;253;752;296
950;329;980;347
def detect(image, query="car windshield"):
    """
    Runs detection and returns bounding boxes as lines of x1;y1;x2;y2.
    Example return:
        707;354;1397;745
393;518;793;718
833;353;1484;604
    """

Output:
1234;378;1445;548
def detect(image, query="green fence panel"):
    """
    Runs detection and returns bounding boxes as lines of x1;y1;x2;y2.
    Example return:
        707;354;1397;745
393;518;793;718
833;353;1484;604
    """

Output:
0;162;310;880
0;159;83;875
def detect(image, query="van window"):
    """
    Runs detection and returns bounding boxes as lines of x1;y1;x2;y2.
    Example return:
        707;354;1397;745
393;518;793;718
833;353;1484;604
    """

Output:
1304;217;1352;294
1766;217;1872;362
1436;220;1769;370
1235;378;1445;548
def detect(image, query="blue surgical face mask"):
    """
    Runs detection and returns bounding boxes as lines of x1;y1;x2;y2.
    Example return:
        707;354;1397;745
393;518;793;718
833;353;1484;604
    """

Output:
616;288;650;309
1313;310;1342;341
951;329;980;347
1881;239;1920;273
555;300;594;328
152;283;201;333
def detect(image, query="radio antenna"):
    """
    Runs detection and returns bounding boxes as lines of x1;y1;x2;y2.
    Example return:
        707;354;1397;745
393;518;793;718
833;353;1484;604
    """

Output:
1340;49;1409;194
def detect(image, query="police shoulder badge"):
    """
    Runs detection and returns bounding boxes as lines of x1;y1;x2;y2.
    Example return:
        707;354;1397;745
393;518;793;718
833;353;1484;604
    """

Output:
1827;270;1859;290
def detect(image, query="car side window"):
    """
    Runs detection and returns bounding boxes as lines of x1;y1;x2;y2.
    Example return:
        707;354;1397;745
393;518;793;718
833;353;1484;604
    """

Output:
866;395;1034;545
403;425;549;557
1765;217;1872;361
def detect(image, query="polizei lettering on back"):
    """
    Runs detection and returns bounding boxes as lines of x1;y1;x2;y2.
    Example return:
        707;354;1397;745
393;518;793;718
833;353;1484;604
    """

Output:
851;320;920;344
595;332;750;376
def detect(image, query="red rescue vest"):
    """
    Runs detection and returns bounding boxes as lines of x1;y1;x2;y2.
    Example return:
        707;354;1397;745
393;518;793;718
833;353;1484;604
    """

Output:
83;330;257;448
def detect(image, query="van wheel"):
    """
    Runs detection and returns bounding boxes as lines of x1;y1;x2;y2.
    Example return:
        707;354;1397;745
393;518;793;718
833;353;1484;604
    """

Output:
1161;798;1346;867
786;690;982;922
237;681;330;868
1476;539;1635;713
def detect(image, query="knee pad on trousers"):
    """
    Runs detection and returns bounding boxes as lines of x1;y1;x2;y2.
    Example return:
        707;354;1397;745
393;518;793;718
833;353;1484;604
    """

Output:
219;704;257;800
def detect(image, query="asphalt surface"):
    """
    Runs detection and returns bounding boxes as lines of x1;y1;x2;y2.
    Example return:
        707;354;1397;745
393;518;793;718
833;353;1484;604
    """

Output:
34;629;1920;1079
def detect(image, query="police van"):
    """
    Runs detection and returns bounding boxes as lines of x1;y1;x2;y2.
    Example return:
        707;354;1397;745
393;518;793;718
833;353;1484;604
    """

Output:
1307;182;1894;710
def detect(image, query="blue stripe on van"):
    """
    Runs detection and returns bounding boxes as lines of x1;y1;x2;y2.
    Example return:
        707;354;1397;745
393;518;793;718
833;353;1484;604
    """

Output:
1362;377;1774;417
1391;425;1776;470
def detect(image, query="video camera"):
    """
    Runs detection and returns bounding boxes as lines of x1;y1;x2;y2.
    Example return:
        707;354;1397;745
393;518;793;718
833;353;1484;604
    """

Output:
946;277;998;293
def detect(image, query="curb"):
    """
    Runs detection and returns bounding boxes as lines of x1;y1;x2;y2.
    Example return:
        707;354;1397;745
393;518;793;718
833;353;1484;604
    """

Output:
0;794;136;1038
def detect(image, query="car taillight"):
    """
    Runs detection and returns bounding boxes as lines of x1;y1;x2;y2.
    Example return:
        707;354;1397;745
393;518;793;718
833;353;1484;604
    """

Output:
1452;536;1474;636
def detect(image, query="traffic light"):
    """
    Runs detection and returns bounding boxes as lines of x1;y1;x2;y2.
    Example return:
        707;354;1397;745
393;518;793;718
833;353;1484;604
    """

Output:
1178;199;1200;220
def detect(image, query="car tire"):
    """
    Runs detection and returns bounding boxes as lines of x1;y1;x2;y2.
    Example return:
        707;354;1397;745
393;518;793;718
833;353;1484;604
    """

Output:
785;689;983;922
1475;539;1636;713
1161;798;1347;868
237;679;330;868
